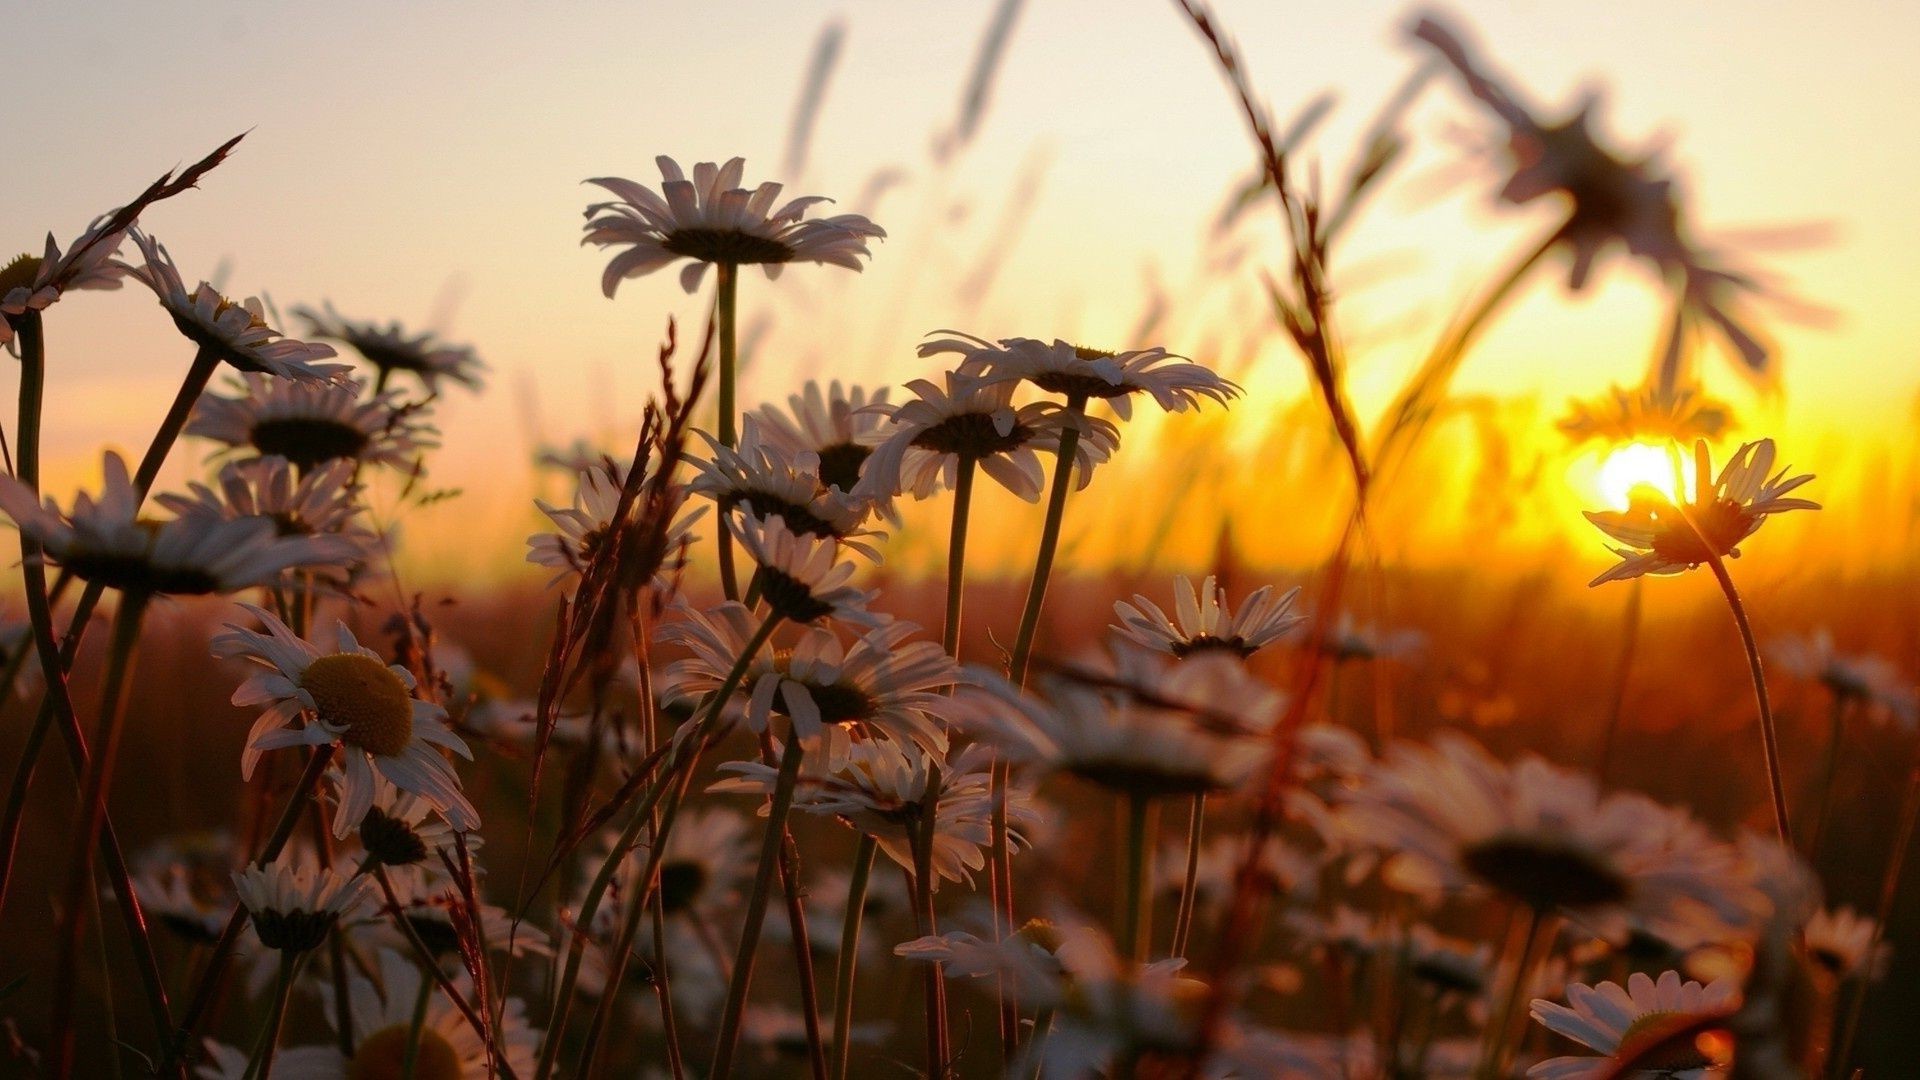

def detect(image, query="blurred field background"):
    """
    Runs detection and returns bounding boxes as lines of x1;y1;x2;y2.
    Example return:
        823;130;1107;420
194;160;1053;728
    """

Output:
4;0;1920;1074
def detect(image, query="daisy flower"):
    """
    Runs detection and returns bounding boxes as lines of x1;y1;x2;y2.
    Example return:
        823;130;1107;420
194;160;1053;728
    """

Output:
212;603;479;836
954;651;1282;798
850;372;1121;514
232;856;370;953
1557;383;1733;447
895;910;1070;1001
0;451;356;595
688;417;880;559
751;380;891;494
1584;439;1817;586
922;330;1240;419
1528;971;1738;1079
120;230;347;382
344;773;469;871
662;602;958;755
527;457;703;586
128;862;228;945
1803;906;1882;981
283;949;541;1079
0;216;130;346
584;155;885;295
1112;574;1304;659
188;373;437;473
367;867;550;962
1771;629;1917;729
728;512;884;627
157;456;372;574
1339;733;1760;945
578;807;754;934
295;301;486;392
1321;612;1425;663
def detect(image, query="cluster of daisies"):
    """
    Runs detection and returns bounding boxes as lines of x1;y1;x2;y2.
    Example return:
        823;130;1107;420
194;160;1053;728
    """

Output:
0;12;1900;1076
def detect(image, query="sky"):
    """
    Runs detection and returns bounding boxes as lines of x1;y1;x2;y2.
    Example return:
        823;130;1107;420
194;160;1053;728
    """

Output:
6;1;1919;582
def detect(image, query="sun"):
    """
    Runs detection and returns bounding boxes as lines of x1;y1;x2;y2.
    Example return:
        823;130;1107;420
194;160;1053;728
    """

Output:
1595;442;1694;509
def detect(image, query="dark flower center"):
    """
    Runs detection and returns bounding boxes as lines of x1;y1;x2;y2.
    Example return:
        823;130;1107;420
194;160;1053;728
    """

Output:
359;806;430;867
63;529;221;595
250;417;372;470
253;907;340;953
1169;635;1255;660
760;568;834;624
912;413;1034;459
663;228;794;266
1646;498;1753;566
1069;760;1219;798
352;336;433;374
730;492;839;541
1461;835;1630;911
0;253;42;297
770;674;874;725
814;442;871;492
657;860;707;915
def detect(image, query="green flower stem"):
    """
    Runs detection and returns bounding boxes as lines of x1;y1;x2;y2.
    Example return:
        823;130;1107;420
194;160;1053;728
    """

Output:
910;763;951;1079
709;735;808;1079
535;610;780;1080
1702;552;1792;847
1120;794;1154;964
715;261;742;600
831;834;878;1080
48;589;151;1077
1006;395;1087;687
400;967;434;1080
240;952;299;1080
942;456;977;657
1171;794;1207;958
1019;1007;1055;1080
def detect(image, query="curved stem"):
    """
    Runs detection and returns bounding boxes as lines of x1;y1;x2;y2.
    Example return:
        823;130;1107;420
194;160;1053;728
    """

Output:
240;953;298;1080
1702;554;1792;847
831;835;877;1080
1006;396;1086;686
709;735;807;1079
1171;794;1207;959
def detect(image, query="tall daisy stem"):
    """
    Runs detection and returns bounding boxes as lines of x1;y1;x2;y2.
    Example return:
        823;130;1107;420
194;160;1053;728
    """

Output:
832;834;877;1080
715;262;741;600
1120;794;1154;964
1703;553;1792;846
1171;794;1207;958
239;952;298;1080
710;735;807;1079
943;457;976;656
48;589;150;1078
759;731;830;1080
910;764;950;1079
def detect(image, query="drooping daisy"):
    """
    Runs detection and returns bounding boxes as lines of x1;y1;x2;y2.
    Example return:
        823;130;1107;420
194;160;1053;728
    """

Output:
688;417;880;559
157;456;372;573
1584;439;1817;586
120;230;347;382
584;156;885;295
276;949;541;1079
1527;971;1738;1079
850;372;1122;515
527;457;703;588
232;855;370;953
1803;906;1882;982
728;512;884;627
1771;629;1917;729
1112;575;1304;659
295;301;486;393
187;373;437;473
212;603;479;836
1340;733;1760;946
751;380;891;494
0;216;130;346
954;651;1282;798
922;330;1240;419
1557;383;1733;447
0;451;357;595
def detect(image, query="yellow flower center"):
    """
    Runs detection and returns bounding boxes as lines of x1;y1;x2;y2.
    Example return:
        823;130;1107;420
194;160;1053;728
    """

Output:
348;1023;462;1080
301;653;415;757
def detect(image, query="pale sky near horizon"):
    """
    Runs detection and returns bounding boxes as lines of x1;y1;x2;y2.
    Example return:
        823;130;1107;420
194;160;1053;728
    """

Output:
5;1;1918;579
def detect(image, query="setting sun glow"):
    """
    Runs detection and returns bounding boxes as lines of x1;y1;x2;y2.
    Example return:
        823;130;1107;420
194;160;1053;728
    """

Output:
1596;442;1694;510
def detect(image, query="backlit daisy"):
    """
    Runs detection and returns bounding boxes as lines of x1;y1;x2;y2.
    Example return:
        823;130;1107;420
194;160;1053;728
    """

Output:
1340;733;1759;945
850;372;1121;514
922;330;1240;419
0;216;130;347
1112;575;1304;659
121;230;347;382
584;155;885;295
212;603;479;835
688;417;880;559
1557;383;1733;447
232;855;370;953
0;451;356;595
1527;970;1737;1079
527;457;703;587
729;512;884;627
1584;439;1817;586
751;380;891;494
188;373;437;473
157;456;372;575
1771;629;1917;729
295;301;486;392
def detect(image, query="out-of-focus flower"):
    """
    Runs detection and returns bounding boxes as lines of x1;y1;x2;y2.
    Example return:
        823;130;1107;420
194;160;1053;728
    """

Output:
1154;833;1316;912
0;217;131;347
128;863;228;945
231;856;369;953
729;512;884;627
1321;613;1425;664
895;911;1069;1001
294;948;542;1078
0;451;357;595
688;416;880;559
924;330;1240;420
121;230;347;381
1584;439;1816;586
212;603;478;835
1527;970;1737;1079
527;457;703;587
1113;574;1303;659
1803;906;1883;982
751;380;890;494
296;301;486;392
1558;383;1734;447
584;156;884;295
1341;733;1761;946
851;372;1121;514
584;807;753;931
1772;629;1918;729
188;373;437;473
